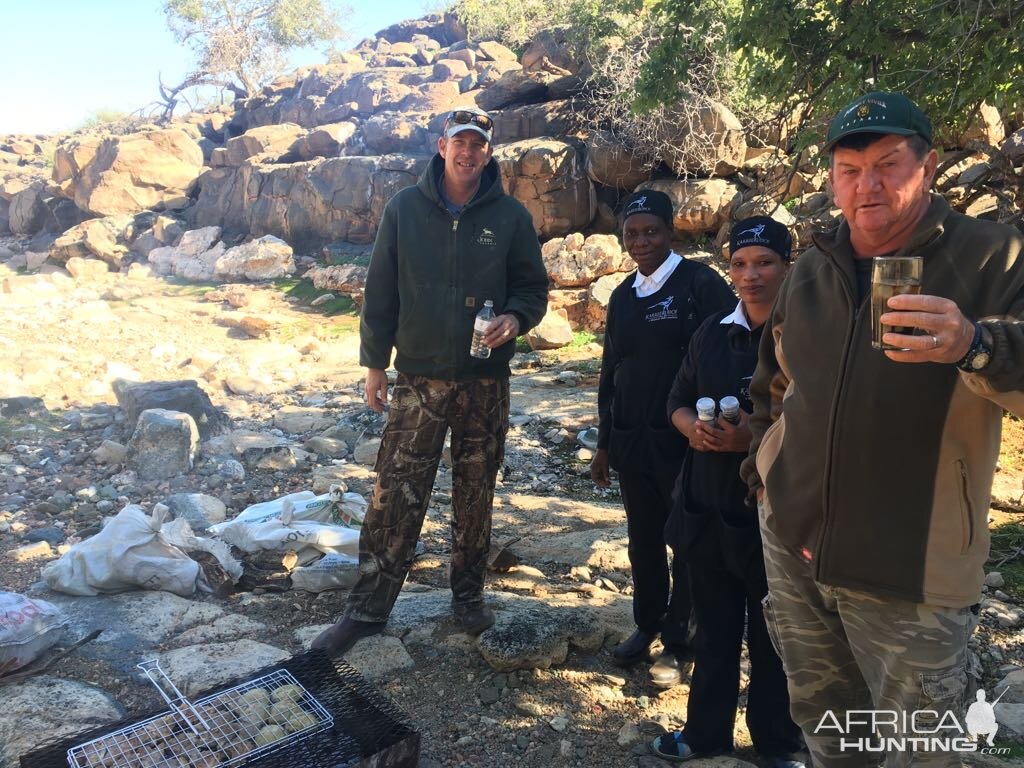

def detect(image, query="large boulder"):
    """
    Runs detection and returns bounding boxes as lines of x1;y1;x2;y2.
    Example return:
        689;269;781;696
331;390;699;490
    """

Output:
585;130;653;190
305;263;368;302
1003;127;1024;164
127;408;200;480
52;128;204;215
586;273;624;332
495;139;595;238
475;70;556;111
656;100;747;177
222;123;306;166
492;101;576;145
147;226;226;281
954;102;1006;148
112;378;228;439
51;135;103;194
214;235;296;281
541;232;635;287
640;178;741;235
526;306;574;350
547;288;589;330
7;181;48;235
360;112;434;155
399;81;463;113
290;121;357;160
48;215;134;269
190;154;429;247
521;27;587;76
478;40;518;63
0;677;125;768
326;69;414;115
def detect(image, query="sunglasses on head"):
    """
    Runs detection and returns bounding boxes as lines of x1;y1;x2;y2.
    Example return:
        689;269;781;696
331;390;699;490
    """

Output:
448;110;493;132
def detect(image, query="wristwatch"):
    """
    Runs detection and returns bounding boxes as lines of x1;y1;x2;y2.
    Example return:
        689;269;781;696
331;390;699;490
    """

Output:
956;322;992;372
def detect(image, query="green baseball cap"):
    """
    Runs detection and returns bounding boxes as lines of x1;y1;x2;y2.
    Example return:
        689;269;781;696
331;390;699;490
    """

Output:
824;91;933;151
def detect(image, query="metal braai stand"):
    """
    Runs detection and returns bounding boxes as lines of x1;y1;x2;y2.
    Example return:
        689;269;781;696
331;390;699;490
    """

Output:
66;660;334;768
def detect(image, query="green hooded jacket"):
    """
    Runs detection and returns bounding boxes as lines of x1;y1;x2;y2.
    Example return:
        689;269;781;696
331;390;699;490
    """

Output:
360;154;549;380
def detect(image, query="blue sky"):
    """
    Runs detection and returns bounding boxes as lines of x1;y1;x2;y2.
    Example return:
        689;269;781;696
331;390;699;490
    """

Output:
1;0;435;135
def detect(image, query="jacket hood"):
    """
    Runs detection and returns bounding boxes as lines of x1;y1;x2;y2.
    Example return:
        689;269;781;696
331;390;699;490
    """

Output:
417;152;504;209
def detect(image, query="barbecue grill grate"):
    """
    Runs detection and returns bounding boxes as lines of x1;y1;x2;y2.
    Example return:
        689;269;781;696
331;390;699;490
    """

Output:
20;650;420;768
66;662;334;768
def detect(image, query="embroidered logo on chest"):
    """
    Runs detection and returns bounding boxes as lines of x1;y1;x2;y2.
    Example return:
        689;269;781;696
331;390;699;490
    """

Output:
476;227;497;247
645;295;679;322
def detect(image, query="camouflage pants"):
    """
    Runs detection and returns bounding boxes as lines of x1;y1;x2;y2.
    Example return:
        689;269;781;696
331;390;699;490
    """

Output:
344;374;509;623
759;496;975;768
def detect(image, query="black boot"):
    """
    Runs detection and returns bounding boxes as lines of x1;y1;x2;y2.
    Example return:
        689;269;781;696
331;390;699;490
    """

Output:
453;602;496;635
611;628;658;667
648;648;692;688
310;616;383;657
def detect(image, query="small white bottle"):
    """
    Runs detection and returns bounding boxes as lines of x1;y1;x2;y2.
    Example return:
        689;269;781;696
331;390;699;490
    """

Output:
719;396;741;424
696;397;717;424
470;300;495;359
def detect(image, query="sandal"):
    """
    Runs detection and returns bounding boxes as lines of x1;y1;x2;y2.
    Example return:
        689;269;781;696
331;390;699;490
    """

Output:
651;731;696;762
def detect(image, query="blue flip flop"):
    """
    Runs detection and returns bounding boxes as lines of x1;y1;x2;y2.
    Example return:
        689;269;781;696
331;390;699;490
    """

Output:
651;731;696;762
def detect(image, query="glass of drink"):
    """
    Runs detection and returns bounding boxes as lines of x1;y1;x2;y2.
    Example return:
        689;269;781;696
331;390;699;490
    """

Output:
870;256;923;350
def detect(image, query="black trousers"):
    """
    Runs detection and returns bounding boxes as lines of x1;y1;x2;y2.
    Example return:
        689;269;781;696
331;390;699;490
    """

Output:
682;517;802;756
618;469;691;650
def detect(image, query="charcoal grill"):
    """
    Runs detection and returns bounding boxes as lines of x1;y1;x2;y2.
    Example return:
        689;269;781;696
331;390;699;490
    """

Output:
20;650;420;768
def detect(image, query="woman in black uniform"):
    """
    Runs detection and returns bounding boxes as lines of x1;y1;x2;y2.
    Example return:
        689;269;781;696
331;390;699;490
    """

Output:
591;190;735;688
652;216;802;765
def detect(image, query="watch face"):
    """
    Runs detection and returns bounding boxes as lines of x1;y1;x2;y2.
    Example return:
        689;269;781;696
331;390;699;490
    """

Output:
971;351;991;370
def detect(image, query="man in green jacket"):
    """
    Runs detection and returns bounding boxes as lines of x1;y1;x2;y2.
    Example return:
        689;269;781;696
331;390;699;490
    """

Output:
313;107;549;656
741;92;1024;765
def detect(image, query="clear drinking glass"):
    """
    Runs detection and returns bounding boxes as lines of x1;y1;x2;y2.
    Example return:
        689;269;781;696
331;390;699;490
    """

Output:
870;256;923;350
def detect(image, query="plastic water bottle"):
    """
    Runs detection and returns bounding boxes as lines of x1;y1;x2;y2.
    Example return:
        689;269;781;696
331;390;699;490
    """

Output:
470;300;495;359
696;397;716;424
719;396;741;424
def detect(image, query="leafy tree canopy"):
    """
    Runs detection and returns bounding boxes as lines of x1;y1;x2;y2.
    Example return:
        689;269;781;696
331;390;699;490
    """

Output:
642;0;1024;147
164;0;346;98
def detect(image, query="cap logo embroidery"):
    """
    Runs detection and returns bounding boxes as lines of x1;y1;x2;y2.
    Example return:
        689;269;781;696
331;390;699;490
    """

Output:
626;196;648;211
735;224;767;240
857;103;871;118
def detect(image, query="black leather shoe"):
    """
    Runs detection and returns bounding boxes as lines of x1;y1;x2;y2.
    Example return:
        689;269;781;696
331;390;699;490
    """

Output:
611;628;658;667
648;648;691;688
310;617;383;657
454;602;496;635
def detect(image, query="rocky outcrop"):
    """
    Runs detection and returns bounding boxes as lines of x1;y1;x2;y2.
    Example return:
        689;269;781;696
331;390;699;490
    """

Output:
190;155;428;247
655;100;747;177
48;215;134;270
585;130;652;190
476;70;557;111
7;181;49;235
496;139;594;239
289;121;357;160
52;129;204;216
219;123;306;167
542;233;634;288
641;178;741;234
492;101;576;145
305;263;368;302
526;306;574;350
148;229;296;282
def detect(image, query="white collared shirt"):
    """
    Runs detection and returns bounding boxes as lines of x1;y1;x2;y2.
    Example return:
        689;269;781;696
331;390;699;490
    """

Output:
719;300;751;330
633;251;683;298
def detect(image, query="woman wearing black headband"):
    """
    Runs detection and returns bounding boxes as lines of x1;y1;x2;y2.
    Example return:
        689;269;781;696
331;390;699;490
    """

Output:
653;216;803;765
592;189;735;688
